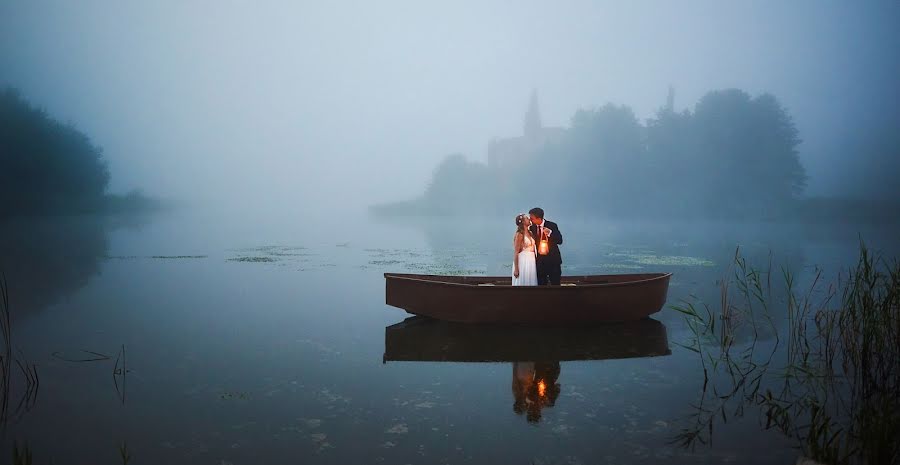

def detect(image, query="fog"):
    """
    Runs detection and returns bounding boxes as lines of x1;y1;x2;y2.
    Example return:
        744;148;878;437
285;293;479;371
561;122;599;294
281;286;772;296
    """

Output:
1;1;898;219
4;3;900;462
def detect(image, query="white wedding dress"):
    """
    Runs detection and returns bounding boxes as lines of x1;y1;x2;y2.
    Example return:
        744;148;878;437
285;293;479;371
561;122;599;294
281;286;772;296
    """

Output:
512;233;538;286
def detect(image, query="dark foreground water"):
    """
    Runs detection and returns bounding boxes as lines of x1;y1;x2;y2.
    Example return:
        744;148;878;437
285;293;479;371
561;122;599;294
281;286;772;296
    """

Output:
1;211;897;464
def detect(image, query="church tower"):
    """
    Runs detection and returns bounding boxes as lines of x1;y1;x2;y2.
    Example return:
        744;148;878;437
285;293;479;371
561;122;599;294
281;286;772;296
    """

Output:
523;89;542;139
489;89;564;170
665;85;675;113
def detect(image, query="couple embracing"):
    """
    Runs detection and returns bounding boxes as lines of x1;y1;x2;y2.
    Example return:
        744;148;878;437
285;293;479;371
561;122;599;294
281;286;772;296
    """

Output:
512;207;562;286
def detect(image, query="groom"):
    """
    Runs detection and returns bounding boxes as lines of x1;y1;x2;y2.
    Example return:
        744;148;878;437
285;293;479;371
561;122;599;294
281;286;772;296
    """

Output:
528;207;563;285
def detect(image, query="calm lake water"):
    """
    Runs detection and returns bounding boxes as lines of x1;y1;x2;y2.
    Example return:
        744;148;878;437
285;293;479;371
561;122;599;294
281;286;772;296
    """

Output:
2;210;897;464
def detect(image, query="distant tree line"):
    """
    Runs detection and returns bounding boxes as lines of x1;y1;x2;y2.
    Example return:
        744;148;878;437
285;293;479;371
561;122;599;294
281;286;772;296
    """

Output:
0;88;156;219
374;89;811;220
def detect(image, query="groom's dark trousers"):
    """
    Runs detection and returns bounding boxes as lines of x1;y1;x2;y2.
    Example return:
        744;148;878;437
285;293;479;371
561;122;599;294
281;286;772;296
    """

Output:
530;220;563;285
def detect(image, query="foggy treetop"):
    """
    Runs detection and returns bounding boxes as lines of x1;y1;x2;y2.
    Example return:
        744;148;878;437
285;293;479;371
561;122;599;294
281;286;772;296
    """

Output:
1;1;898;217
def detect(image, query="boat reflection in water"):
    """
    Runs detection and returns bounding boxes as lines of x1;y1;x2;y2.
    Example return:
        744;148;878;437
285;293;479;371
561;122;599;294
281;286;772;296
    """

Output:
512;360;561;423
383;316;670;423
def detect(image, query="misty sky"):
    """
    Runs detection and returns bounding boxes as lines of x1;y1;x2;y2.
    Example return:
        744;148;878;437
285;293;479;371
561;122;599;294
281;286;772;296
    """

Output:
1;1;898;215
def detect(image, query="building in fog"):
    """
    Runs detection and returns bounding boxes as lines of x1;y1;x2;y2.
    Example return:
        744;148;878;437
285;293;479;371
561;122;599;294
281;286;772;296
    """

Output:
487;90;566;170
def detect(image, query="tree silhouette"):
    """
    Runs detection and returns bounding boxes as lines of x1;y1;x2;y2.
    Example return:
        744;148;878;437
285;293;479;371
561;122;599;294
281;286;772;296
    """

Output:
377;88;809;220
0;88;111;218
690;89;805;217
423;153;494;214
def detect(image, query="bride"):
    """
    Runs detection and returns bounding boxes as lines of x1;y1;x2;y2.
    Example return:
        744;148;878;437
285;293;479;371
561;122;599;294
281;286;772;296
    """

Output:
512;214;538;286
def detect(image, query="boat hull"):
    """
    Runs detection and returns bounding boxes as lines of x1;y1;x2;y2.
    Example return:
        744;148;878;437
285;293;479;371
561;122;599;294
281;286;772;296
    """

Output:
384;272;672;324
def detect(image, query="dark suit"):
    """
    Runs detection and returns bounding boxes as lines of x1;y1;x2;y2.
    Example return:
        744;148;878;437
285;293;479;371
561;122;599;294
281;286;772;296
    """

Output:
529;220;562;285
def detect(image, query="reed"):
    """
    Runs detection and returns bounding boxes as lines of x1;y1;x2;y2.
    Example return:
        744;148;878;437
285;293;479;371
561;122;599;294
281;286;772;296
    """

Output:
2;274;129;462
673;242;900;464
0;274;40;427
118;441;132;464
9;441;133;464
765;242;900;465
113;344;126;404
11;442;31;465
0;273;10;426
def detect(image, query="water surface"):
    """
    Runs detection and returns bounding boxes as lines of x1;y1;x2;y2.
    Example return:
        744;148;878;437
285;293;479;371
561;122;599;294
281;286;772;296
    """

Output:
2;212;896;464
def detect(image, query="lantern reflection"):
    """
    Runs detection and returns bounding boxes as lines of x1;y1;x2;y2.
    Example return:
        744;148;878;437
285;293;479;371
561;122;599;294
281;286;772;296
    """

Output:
512;361;561;423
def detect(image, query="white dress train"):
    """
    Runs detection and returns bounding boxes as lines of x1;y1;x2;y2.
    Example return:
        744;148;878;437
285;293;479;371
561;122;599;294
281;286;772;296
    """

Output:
512;233;538;286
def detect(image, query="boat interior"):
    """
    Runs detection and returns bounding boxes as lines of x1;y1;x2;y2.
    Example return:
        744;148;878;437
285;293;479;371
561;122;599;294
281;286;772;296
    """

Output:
385;272;670;286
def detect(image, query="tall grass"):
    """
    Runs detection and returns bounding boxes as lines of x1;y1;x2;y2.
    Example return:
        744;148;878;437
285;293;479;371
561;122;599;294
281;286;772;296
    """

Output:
673;243;900;464
0;273;10;424
670;246;783;448
764;244;900;464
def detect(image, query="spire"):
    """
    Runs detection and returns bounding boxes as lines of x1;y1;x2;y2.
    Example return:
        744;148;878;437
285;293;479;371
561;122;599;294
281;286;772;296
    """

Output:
666;85;675;112
523;89;542;138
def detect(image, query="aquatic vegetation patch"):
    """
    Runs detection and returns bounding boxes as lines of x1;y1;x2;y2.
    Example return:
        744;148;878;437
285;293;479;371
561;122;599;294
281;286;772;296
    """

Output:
316;388;351;404
104;254;207;260
431;268;486;276
404;262;486;275
361;247;487;275
300;418;322;429
385;423;408;434
564;263;644;271
243;245;306;252
267;251;315;257
609;252;713;267
150;255;208;259
219;391;250;400
226;245;310;260
226;256;276;263
310;432;333;452
363;248;402;255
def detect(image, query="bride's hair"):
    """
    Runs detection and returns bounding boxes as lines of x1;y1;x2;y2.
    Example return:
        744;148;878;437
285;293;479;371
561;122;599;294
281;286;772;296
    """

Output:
515;214;528;234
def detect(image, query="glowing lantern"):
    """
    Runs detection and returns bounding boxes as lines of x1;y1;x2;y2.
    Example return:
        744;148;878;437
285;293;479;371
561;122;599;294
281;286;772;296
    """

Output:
538;239;550;256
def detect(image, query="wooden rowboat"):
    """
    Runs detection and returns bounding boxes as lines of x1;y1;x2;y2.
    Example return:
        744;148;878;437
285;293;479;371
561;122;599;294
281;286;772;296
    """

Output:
384;272;672;324
384;316;671;363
